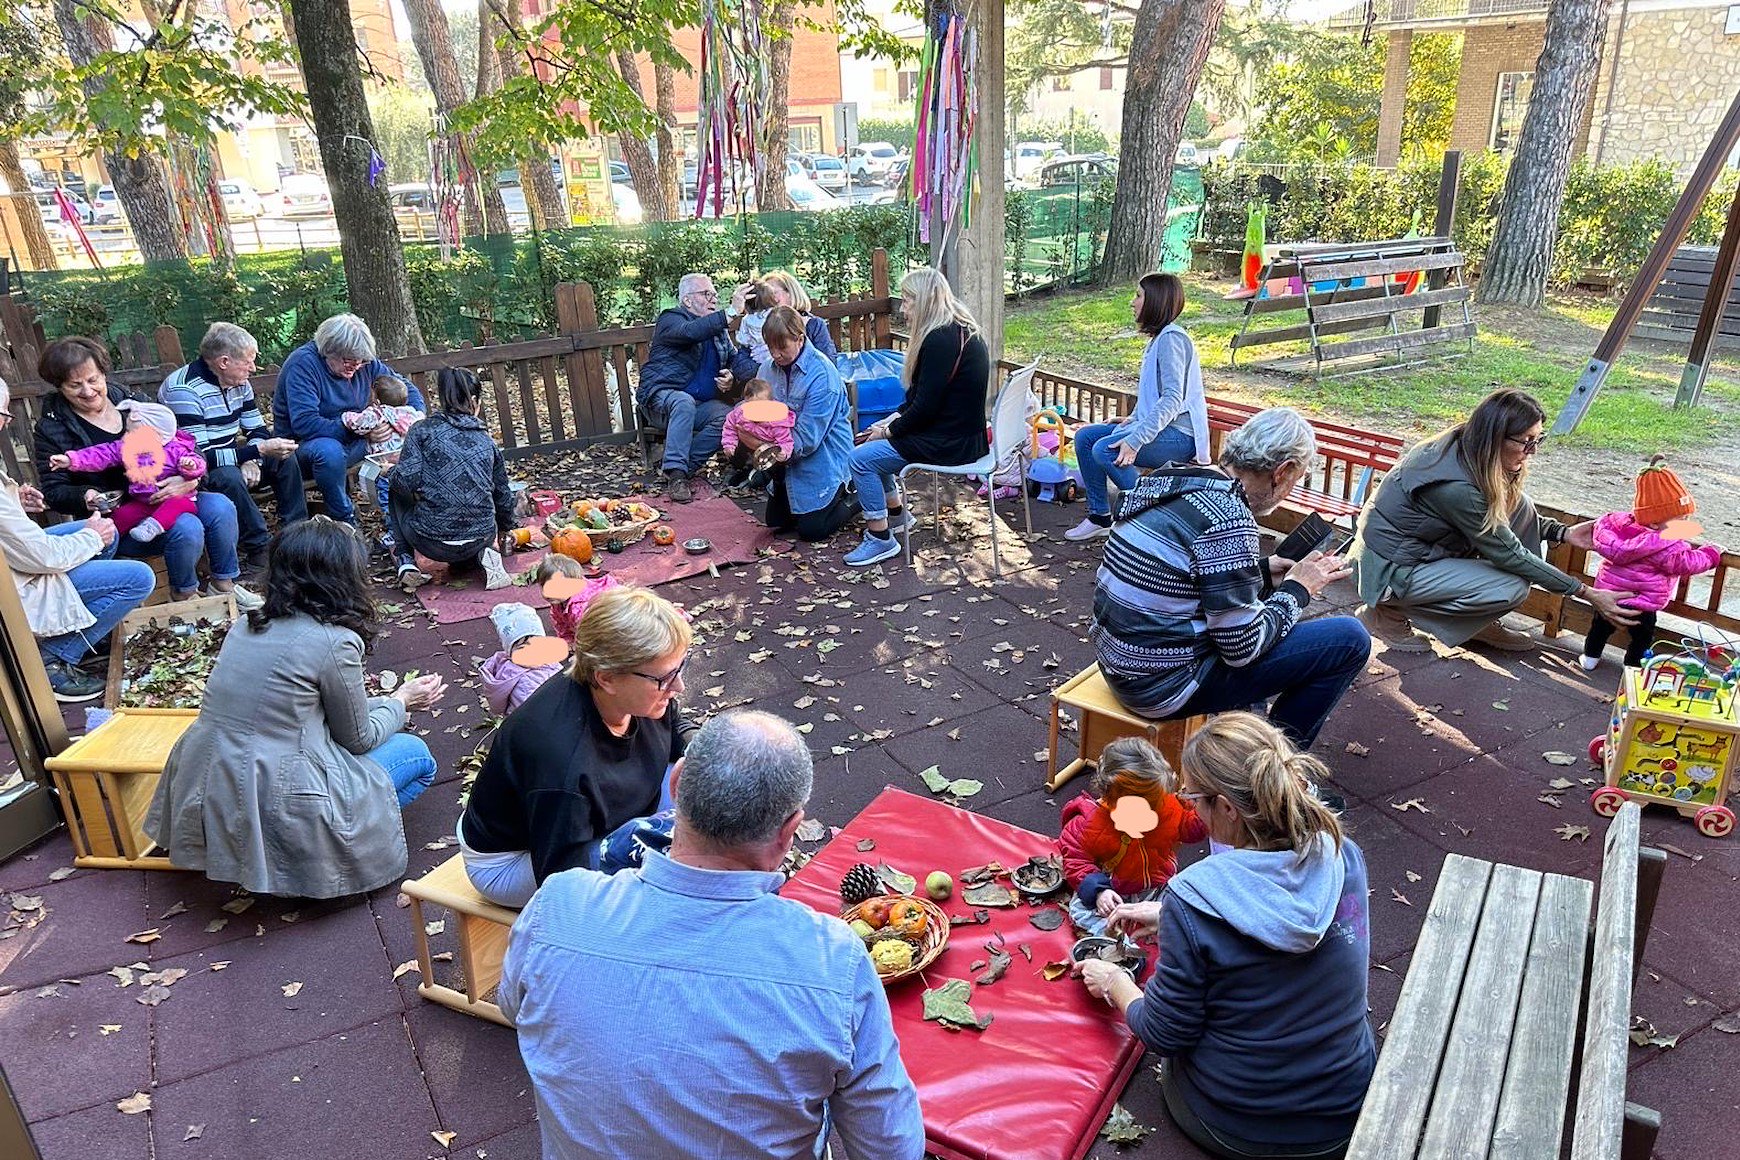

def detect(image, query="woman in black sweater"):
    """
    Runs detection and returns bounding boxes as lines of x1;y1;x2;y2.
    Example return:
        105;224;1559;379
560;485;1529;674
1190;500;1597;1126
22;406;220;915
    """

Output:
457;585;692;907
843;267;991;566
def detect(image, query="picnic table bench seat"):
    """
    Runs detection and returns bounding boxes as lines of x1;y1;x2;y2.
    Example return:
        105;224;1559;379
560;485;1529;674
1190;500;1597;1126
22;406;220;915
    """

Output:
1347;801;1665;1159
1205;397;1406;530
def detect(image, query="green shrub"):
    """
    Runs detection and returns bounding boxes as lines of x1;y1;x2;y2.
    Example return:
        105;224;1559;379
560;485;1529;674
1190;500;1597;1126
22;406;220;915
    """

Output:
856;118;915;152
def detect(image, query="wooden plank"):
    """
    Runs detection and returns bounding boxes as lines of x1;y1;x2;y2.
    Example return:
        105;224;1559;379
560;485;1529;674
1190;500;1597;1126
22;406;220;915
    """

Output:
539;355;565;443
610;346;635;434
1230;315;1393;350
1489;872;1594;1160
1419;863;1544;1157
1313;286;1470;324
488;363;516;450
1317;323;1477;362
514;359;541;446
1346;853;1495;1159
1570;803;1642;1160
1248;283;1397;316
1279;235;1453;259
1301;251;1464;283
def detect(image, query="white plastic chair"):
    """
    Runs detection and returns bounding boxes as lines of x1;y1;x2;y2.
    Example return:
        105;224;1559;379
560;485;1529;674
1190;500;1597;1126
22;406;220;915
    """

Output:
896;358;1039;574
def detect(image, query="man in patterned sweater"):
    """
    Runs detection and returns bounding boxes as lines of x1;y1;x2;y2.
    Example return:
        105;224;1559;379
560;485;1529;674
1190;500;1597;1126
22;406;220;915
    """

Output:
158;322;304;573
1090;407;1369;748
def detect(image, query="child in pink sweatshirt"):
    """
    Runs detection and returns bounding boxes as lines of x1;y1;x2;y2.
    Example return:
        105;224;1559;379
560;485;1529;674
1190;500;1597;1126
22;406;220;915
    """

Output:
48;400;204;542
721;378;796;478
1582;456;1724;671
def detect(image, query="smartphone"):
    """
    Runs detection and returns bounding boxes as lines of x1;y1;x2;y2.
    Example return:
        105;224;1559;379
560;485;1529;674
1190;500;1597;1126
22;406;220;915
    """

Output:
1275;513;1335;562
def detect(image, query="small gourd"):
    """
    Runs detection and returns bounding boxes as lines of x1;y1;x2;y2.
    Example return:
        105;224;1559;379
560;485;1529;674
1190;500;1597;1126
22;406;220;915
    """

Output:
651;524;676;546
886;898;927;938
551;526;594;565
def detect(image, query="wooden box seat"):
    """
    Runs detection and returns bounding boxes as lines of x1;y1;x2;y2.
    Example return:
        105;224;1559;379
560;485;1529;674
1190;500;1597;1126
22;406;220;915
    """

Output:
401;854;519;1027
43;707;198;871
1046;662;1206;792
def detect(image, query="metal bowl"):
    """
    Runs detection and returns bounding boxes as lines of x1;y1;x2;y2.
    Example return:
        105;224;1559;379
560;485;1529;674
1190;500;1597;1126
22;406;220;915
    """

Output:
682;538;712;556
1071;935;1144;981
1012;856;1065;900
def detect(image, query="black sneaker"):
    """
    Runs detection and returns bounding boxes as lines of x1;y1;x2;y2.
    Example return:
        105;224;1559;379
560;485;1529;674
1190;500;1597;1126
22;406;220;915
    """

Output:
665;471;693;504
239;544;270;578
45;658;105;703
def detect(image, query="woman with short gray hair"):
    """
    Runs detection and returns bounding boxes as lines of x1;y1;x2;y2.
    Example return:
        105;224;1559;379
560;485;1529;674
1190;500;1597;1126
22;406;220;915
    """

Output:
313;313;378;362
1089;406;1369;748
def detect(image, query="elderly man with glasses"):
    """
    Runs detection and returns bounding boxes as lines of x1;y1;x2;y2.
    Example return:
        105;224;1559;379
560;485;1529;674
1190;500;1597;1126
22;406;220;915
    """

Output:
636;272;760;503
270;313;425;526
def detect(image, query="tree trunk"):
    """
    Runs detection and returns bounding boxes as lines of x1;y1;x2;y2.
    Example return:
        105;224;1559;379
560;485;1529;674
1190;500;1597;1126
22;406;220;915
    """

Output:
470;0;512;236
286;0;425;355
489;0;564;229
400;0;487;235
654;61;680;216
1476;0;1611;307
0;139;58;270
757;0;795;212
52;0;187;261
613;51;672;222
1096;0;1226;286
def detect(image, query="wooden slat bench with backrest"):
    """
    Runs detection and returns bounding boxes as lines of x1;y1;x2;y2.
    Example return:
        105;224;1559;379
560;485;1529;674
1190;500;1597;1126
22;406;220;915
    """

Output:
1636;244;1740;350
1346;801;1666;1159
1206;397;1407;532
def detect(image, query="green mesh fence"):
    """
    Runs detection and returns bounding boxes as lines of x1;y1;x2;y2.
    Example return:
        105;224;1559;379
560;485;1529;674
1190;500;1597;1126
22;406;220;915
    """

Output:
14;176;1202;367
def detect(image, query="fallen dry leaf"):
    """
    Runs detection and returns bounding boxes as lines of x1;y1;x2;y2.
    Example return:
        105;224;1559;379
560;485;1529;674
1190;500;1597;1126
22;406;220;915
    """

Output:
1548;777;1575;789
1713;1012;1740;1034
99;1024;122;1036
184;1125;204;1142
1041;961;1072;981
1390;798;1430;814
219;896;255;915
1405;870;1422;883
1555;824;1591;842
431;1129;457;1147
1542;752;1577;766
1345;741;1370;758
1390;889;1413;907
116;1092;152;1115
281;981;303;998
1628;1015;1678;1049
125;928;161;945
392;960;420;980
794;818;828;843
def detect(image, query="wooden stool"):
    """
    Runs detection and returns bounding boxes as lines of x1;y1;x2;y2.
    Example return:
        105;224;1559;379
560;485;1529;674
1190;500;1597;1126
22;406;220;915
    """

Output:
43;707;198;870
402;854;517;1027
1047;663;1207;792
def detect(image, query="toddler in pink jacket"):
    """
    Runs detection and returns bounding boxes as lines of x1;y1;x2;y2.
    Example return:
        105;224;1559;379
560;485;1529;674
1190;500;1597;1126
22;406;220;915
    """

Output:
47;400;204;543
1582;456;1724;671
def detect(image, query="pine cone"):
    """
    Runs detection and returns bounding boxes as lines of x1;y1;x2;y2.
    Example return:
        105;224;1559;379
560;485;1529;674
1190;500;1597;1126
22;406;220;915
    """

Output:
839;863;882;906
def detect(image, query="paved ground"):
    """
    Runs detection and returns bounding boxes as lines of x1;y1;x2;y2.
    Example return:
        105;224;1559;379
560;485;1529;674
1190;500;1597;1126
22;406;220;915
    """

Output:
1;445;1735;1159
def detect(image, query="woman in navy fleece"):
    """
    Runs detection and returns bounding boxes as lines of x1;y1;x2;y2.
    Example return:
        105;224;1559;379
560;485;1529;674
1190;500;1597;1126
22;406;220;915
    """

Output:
1076;712;1374;1158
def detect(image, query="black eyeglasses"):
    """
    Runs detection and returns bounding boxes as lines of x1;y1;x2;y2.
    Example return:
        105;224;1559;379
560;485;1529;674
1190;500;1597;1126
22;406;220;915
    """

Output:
1506;435;1546;454
630;655;688;692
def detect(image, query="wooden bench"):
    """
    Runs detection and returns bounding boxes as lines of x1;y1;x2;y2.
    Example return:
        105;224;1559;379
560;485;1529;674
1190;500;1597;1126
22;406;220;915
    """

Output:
1206;397;1406;530
401;854;518;1027
42;707;198;871
1046;663;1207;792
1347;801;1666;1158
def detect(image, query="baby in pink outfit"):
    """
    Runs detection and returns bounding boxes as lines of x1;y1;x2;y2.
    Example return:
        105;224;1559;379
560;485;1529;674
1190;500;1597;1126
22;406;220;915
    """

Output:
721;378;795;475
48;400;205;542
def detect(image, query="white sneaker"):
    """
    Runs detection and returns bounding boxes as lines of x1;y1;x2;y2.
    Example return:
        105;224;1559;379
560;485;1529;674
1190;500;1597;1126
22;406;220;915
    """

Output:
1063;517;1113;542
1580;654;1601;672
225;583;264;612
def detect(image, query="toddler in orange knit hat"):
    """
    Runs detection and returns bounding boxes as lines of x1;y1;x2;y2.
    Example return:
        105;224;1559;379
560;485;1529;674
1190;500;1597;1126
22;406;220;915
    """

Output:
1056;737;1208;937
1581;456;1724;671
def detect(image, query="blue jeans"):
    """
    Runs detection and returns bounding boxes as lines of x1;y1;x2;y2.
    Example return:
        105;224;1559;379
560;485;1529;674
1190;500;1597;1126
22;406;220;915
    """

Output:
204;456;305;552
38;525;158;665
101;491;241;593
645;390;730;474
296;437;369;523
1175;616;1372;749
1076;423;1200;517
367;732;436;808
848;440;909;522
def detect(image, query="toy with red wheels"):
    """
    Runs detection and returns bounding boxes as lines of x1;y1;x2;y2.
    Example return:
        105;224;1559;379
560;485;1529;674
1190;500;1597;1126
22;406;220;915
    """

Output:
1694;804;1735;838
1590;786;1628;818
1588;735;1606;764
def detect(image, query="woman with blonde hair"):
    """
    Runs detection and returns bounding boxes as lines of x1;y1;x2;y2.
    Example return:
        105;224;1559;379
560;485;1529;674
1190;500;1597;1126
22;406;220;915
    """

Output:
1349;387;1635;652
1077;712;1375;1159
843;267;991;566
759;270;839;362
458;585;693;907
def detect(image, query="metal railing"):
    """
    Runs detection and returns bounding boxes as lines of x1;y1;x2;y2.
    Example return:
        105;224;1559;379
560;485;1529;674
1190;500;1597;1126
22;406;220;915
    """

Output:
1326;0;1548;29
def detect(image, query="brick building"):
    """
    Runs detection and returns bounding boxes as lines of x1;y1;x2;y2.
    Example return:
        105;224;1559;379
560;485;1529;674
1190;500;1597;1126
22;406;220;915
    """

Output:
1340;0;1740;174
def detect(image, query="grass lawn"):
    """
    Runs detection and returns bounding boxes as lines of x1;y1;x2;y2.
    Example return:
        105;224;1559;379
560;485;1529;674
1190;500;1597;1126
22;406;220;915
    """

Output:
1003;274;1740;455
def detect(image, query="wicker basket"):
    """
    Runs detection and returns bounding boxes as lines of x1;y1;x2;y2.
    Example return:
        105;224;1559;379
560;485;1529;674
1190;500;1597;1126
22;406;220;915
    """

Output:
545;504;662;552
842;895;951;985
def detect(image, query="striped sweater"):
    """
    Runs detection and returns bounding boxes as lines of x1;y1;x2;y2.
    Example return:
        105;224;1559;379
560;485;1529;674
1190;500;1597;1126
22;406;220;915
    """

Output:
1090;468;1309;716
157;357;270;470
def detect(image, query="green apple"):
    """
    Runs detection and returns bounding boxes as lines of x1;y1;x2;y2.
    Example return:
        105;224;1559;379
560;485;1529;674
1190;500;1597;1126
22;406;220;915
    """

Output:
925;871;953;901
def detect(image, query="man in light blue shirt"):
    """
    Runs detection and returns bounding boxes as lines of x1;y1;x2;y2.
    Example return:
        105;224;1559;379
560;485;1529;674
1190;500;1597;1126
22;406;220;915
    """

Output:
499;710;924;1160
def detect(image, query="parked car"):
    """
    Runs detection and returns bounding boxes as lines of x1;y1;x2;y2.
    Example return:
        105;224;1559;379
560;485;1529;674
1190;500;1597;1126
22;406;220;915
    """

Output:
681;157;698;201
610;160;631;185
1037;155;1118;189
34;188;95;225
1173;142;1202;169
786;178;842;213
278;173;333;218
1011;141;1064;182
848;142;901;184
219;179;264;221
810;154;847;193
91;185;121;225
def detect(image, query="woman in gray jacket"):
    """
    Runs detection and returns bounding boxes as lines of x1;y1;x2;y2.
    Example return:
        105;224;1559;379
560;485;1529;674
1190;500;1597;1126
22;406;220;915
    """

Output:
147;518;447;898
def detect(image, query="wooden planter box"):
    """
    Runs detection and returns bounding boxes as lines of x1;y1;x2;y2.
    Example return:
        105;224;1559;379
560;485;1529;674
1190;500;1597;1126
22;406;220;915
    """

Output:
104;593;237;710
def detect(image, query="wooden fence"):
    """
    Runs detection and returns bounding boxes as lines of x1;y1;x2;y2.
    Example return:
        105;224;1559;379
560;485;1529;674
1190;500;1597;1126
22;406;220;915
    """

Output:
0;249;897;480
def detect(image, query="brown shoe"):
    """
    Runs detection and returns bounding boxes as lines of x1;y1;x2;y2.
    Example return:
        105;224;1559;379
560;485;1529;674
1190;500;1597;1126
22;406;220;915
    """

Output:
1356;602;1431;653
1469;620;1536;653
665;471;693;504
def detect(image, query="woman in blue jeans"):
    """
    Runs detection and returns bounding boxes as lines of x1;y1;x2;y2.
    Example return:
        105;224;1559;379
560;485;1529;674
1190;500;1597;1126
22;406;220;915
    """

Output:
1065;272;1210;542
32;336;257;608
148;518;445;898
845;268;992;567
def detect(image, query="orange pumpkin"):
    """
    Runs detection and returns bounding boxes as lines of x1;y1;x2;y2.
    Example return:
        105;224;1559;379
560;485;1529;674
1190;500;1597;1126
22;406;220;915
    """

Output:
651;524;676;546
551;526;594;565
886;899;927;938
600;498;619;513
572;500;594;519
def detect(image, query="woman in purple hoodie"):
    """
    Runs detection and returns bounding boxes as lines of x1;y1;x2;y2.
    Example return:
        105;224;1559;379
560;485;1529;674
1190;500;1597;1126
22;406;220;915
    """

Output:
1077;713;1374;1158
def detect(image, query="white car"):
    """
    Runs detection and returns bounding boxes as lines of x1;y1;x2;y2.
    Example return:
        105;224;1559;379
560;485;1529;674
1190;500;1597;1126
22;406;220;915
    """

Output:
612;182;643;225
219;179;264;221
92;185;121;225
810;155;848;193
34;188;95;225
278;174;332;218
1011;141;1064;182
848;142;901;184
786;175;841;212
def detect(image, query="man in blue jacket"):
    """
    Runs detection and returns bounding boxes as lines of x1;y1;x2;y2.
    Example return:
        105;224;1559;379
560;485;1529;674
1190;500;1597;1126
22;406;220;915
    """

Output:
270;313;425;525
636;273;758;503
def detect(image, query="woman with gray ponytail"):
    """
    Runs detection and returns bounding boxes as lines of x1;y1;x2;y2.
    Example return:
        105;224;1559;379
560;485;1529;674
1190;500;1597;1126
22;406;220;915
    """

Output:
1075;712;1374;1158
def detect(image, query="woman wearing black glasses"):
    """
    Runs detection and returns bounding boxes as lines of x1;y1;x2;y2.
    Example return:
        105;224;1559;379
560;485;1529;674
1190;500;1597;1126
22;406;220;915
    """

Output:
459;585;693;907
1348;388;1635;653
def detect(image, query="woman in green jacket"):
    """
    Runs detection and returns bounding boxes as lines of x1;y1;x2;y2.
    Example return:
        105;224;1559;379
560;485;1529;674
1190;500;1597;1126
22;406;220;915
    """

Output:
1349;389;1636;652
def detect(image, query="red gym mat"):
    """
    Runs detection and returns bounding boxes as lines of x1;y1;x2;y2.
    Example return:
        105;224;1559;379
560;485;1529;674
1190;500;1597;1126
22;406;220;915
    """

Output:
782;788;1144;1160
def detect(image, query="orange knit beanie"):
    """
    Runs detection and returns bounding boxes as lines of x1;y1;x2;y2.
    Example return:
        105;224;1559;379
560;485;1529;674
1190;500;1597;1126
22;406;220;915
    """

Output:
1633;456;1695;526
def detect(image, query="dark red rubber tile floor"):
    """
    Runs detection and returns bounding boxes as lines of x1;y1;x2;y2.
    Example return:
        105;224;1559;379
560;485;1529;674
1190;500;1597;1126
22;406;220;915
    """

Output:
1;470;1735;1159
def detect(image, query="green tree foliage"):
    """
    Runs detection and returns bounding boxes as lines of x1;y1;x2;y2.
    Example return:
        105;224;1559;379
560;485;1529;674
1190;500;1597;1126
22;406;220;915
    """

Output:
856;118;916;152
1006;0;1130;119
1013;116;1113;156
369;87;437;187
1198;0;1304;126
1251;29;1459;163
